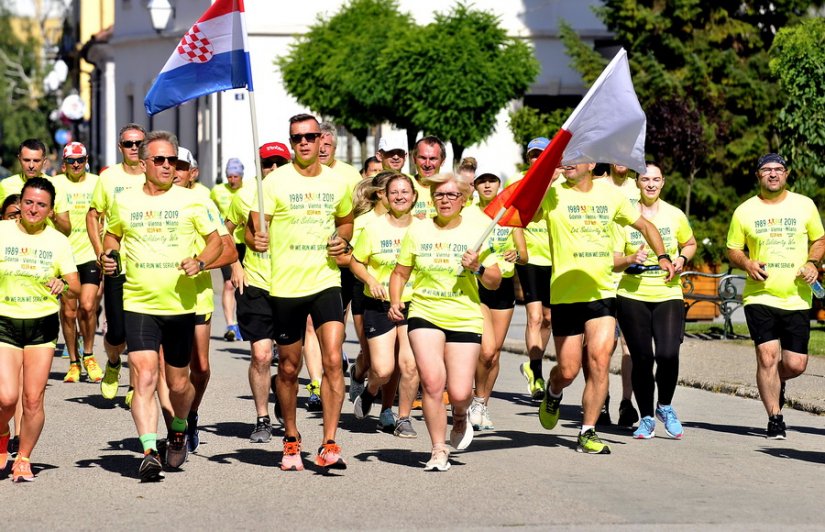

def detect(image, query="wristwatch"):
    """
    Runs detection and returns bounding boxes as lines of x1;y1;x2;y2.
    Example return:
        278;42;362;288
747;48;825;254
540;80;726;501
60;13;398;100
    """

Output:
197;260;206;272
657;254;672;262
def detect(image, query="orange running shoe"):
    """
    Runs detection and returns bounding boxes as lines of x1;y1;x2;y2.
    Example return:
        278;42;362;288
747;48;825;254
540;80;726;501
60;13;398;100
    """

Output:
12;456;34;482
280;436;304;471
0;431;9;470
315;440;347;470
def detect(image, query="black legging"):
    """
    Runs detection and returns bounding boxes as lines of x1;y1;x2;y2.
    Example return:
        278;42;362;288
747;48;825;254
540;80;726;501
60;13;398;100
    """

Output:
617;297;684;418
102;273;126;346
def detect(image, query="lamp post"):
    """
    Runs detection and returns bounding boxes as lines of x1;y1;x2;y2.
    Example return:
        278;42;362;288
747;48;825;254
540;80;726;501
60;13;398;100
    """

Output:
147;0;174;34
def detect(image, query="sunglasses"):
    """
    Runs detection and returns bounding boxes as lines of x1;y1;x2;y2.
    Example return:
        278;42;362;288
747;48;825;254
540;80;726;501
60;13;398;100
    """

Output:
146;155;178;166
121;140;143;149
289;132;322;144
66;157;87;165
175;162;191;171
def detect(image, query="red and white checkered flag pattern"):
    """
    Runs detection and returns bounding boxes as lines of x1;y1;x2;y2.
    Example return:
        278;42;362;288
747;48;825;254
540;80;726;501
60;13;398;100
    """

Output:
177;24;214;63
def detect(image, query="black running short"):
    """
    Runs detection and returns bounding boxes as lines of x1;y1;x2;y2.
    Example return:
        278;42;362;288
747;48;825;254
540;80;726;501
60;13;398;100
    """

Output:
237;284;276;343
550;298;617;337
270;287;344;345
124;311;196;368
407;317;481;344
363;296;408;339
77;260;102;286
744;304;809;354
515;264;551;307
340;267;355;310
103;273;126;346
220;244;247;281
195;313;212;326
0;313;59;348
351;280;366;316
479;276;516;310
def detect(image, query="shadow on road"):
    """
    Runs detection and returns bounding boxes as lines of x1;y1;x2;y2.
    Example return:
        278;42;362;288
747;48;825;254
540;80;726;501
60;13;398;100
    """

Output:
76;454;140;478
491;390;541;408
208;447;277;467
66;393;125;410
756;447;825;464
352;447;458;469
682;420;762;438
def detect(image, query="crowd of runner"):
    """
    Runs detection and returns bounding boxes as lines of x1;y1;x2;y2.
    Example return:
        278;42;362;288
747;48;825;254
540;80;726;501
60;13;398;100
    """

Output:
0;113;820;481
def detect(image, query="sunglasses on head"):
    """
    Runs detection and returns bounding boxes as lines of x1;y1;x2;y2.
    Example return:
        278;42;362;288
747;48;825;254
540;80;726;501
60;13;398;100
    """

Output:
66;157;87;165
289;132;322;144
147;155;178;166
121;140;143;149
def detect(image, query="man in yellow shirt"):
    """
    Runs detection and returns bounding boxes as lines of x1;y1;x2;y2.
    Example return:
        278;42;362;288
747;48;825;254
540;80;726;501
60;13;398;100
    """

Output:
410;136;445;218
727;153;825;440
248;113;353;471
538;163;674;454
376;132;408;173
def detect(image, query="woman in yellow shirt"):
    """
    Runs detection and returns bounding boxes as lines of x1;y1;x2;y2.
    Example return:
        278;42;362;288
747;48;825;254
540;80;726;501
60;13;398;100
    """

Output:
390;172;501;471
0;178;80;481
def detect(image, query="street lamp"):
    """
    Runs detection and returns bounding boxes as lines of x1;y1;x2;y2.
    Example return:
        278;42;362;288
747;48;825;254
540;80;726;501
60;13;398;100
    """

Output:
147;0;174;34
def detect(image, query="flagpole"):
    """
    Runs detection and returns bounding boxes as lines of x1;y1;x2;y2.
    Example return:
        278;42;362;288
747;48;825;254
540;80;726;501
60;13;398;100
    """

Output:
247;89;266;232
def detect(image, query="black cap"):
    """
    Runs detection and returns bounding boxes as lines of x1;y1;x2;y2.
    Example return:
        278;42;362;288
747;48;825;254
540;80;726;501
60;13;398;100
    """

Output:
757;153;787;170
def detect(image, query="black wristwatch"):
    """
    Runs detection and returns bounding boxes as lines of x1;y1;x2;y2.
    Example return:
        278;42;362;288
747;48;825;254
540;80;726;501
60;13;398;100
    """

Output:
657;254;672;262
197;260;206;272
473;265;486;276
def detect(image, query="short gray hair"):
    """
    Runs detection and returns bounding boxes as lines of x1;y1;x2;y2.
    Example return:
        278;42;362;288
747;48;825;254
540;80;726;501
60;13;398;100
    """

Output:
138;130;179;160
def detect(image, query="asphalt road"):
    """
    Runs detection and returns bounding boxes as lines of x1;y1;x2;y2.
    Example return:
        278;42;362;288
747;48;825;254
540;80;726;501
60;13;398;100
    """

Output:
4;285;825;530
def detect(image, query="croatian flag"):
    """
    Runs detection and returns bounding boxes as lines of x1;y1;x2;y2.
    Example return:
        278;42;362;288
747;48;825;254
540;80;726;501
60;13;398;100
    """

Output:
484;49;646;228
144;0;252;116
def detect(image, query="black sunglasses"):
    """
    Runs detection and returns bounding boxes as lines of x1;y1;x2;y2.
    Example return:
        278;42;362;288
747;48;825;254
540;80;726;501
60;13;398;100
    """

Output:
289;132;322;144
147;155;178;166
66;157;87;165
121;140;143;149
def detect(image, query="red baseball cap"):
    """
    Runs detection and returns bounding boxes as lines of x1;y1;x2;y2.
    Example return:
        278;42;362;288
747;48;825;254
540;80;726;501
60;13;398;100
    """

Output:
259;142;290;160
63;142;87;159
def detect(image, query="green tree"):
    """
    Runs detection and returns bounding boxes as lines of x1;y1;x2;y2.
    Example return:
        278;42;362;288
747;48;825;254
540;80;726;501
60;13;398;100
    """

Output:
507;106;570;170
770;16;825;204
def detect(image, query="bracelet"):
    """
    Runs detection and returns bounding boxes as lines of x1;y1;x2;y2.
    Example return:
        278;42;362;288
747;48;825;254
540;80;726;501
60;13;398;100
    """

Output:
473;265;486;276
807;259;819;268
678;254;689;263
657;254;672;262
61;279;69;294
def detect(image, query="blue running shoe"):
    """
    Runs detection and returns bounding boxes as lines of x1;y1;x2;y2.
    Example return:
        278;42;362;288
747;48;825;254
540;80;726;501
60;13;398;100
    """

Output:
655;404;683;439
633;416;656;439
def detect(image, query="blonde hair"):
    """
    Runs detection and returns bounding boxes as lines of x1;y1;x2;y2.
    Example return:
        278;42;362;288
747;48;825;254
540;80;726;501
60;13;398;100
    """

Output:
422;172;472;199
352;178;375;218
458;156;477;174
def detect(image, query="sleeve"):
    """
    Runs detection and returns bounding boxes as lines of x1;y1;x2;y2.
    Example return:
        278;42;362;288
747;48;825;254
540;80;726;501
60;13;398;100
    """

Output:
613;195;639;227
675;210;694;245
52;180;69;214
225;193;247;227
396;226;417;267
335;180;354;218
260;177;277;216
192;199;220;237
351;222;372;264
55;234;78;276
207;202;230;237
106;196;123;237
805;198;825;242
726;207;746;250
90;176;108;212
614;225;630;254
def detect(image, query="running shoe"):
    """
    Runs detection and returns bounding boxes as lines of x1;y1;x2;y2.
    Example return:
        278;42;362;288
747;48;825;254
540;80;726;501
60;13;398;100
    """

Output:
250;416;272;443
83;356;104;382
124;387;134;409
597;394;612;426
64;363;81;383
577;428;611;454
353;391;374;420
618;399;639;428
539;391;562;430
61;344;70;358
766;415;786;440
449;413;473;450
424;446;450;471
306;381;322;412
12;456;34;482
187;412;200;453
348;363;365;403
519;361;545;401
8;436;18;461
378;408;397;432
633;416;656;439
479;405;494;431
655;404;684;439
779;381;786;411
100;361;121;399
223;324;243;342
165;430;188;469
468;400;484;430
393;417;417;438
281;436;304;471
0;431;9;470
412;390;423;410
139;450;164;482
315;440;347;469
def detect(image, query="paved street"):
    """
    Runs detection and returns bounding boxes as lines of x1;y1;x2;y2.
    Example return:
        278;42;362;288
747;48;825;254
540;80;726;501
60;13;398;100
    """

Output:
4;284;825;530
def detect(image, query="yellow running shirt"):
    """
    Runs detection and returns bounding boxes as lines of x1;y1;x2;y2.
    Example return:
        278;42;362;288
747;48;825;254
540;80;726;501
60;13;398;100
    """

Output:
504;172;552;267
396;216;495;333
0;220;77;319
617;200;693;302
352;214;418;302
463;204;517;278
260;164;353;298
329;160;363;192
91;164;144;215
411;176;435;219
211;182;247;244
226;186;270;292
727;192;825;310
194;199;229;315
52;172;100;264
107;186;219;315
542;179;640;304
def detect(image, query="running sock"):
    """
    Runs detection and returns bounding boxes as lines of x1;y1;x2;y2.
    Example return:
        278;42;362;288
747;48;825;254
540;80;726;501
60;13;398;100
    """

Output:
547;388;562;399
171;417;187;433
139;433;158;453
529;358;542;378
257;416;270;424
581;425;595;434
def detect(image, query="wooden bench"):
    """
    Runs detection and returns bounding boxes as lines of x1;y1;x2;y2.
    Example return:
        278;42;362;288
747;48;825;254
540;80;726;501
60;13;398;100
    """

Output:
680;270;748;340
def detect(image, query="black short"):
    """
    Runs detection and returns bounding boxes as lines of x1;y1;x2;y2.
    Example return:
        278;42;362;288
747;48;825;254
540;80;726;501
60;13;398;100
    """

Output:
351;280;366;316
220;244;247;281
124;311;196;368
407;317;481;344
744;304;810;354
515;264;551;307
77;260;102;286
550;298;617;337
363;296;408;339
0;313;59;348
479;276;516;310
195;313;212;326
237;285;276;343
270;287;344;345
103;273;126;346
340;267;355;310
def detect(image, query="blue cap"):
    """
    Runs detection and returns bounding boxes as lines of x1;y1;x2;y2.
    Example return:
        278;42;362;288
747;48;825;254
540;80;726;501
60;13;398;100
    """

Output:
756;153;787;171
225;157;244;176
527;137;550;152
